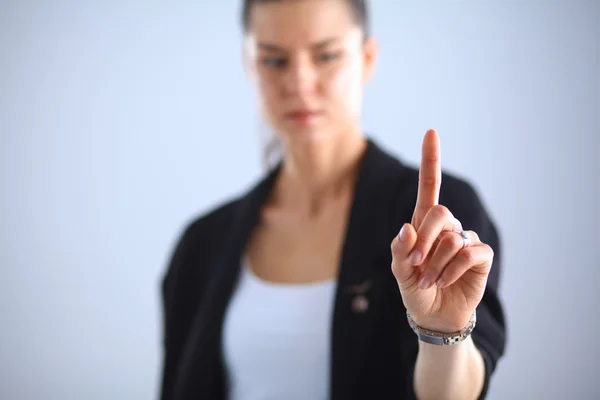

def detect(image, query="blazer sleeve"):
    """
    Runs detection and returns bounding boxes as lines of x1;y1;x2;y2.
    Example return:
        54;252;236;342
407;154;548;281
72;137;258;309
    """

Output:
159;218;213;400
158;199;238;400
159;223;194;400
405;178;507;400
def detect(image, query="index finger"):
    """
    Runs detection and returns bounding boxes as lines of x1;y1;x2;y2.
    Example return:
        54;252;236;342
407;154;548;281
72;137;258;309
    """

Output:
414;129;442;218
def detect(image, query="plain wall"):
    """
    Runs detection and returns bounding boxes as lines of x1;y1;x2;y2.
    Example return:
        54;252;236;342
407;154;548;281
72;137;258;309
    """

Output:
1;1;599;399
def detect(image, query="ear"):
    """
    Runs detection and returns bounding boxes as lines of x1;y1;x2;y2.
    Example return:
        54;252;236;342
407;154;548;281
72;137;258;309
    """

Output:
242;36;259;85
361;36;378;83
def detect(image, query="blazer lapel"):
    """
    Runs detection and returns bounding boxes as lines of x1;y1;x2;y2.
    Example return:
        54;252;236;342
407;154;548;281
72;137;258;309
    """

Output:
172;165;281;400
330;139;408;400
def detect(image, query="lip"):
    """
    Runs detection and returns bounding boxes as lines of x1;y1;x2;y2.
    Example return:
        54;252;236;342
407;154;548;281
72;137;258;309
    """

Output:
285;110;323;125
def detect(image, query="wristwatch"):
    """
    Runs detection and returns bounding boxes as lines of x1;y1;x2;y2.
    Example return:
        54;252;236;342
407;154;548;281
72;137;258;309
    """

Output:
406;310;477;346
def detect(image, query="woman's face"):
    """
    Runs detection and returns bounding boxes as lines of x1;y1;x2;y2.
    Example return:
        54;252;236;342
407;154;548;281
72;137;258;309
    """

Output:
244;0;377;145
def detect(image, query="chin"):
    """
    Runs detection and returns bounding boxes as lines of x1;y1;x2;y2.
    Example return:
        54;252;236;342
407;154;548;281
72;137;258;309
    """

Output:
281;124;332;146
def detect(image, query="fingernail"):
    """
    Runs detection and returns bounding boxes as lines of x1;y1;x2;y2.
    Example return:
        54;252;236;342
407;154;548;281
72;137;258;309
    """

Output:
399;224;408;242
418;275;431;290
409;250;422;265
436;277;445;288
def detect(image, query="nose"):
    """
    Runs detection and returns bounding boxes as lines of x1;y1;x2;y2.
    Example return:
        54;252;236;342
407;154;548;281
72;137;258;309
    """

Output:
282;54;318;96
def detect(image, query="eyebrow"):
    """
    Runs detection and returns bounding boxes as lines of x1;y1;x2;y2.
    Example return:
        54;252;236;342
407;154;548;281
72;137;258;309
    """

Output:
257;37;340;52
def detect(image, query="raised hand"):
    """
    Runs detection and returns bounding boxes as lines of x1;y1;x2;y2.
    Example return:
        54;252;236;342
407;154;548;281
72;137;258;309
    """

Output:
390;129;494;333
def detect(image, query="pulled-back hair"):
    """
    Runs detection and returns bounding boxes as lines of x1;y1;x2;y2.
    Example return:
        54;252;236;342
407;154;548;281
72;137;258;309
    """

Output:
241;0;370;36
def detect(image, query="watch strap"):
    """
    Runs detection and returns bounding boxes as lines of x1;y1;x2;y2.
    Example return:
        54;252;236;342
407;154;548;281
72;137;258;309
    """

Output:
406;309;477;346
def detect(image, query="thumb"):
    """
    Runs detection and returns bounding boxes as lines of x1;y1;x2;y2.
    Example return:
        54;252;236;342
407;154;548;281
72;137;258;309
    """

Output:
391;223;419;286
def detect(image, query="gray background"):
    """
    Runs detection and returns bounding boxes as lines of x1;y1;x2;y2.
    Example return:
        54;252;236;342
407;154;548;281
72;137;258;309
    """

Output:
1;1;599;399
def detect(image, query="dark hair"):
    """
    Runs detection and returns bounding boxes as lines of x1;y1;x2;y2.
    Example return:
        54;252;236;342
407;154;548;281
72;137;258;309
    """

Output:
241;0;370;37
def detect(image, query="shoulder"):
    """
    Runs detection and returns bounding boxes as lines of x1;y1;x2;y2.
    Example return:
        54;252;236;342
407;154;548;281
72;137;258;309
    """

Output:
164;165;279;284
181;197;242;244
162;197;242;286
169;196;244;274
370;140;494;233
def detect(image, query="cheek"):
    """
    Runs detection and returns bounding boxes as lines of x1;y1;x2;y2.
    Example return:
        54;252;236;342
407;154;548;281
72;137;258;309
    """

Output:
256;75;282;118
328;61;363;116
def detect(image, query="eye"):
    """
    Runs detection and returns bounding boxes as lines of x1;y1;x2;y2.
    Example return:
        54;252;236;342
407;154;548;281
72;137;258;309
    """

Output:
261;56;288;69
317;52;341;63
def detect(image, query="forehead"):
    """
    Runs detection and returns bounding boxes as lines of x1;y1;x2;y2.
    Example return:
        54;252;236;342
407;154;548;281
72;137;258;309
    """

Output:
248;0;359;47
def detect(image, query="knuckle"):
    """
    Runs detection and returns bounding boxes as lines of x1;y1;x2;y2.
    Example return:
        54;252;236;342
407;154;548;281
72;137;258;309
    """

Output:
448;233;463;249
432;205;452;219
420;176;438;186
461;248;475;264
424;152;440;163
390;237;401;252
485;244;494;259
451;217;463;230
439;233;460;252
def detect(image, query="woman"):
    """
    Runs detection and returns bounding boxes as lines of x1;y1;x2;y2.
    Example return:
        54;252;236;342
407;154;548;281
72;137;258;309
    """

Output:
159;0;506;399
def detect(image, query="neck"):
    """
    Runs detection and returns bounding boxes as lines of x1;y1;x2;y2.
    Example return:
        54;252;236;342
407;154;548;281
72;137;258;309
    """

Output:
273;130;367;213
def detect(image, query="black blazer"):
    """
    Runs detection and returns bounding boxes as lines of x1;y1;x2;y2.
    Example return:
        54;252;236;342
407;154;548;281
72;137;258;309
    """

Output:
159;139;506;400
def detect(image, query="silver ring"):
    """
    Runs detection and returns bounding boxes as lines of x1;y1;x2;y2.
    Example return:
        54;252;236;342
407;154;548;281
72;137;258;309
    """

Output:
458;230;471;249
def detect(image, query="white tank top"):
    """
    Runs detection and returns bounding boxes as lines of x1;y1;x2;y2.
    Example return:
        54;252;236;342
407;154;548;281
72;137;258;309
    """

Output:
222;259;337;400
